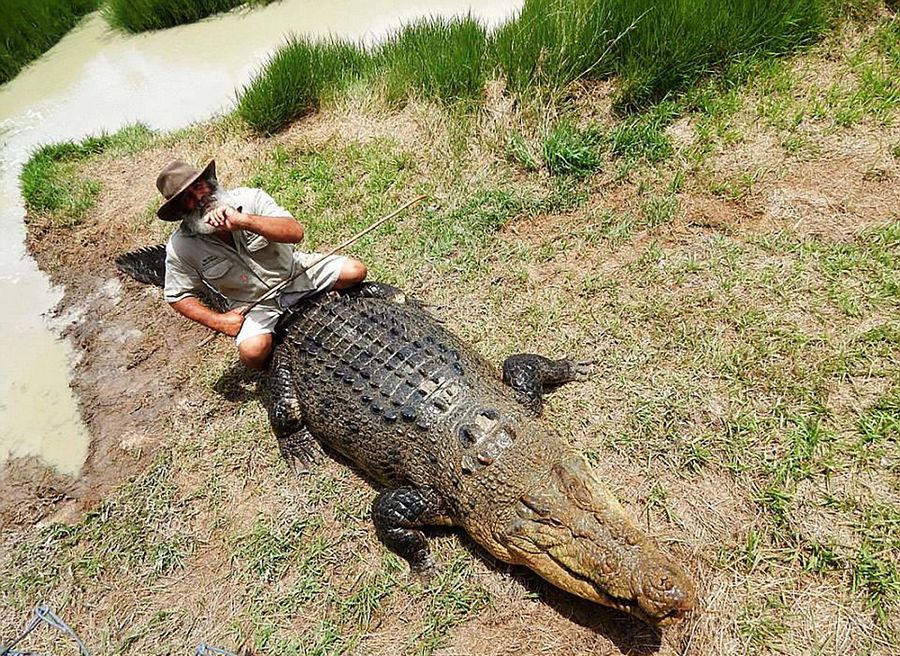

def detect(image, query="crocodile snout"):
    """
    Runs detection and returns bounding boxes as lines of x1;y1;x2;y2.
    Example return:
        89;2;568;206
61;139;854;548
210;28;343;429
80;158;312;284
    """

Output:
499;454;697;625
633;561;696;624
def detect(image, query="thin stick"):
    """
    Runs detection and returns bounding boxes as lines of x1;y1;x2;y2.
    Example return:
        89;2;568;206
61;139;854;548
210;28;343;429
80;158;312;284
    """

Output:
198;194;426;347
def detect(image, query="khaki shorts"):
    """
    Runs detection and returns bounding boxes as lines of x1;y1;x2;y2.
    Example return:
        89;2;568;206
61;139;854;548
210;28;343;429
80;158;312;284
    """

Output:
235;254;345;346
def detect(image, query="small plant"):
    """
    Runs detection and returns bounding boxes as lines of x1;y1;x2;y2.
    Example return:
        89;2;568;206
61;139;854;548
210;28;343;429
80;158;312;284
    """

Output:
641;193;680;228
506;131;540;170
542;120;603;176
607;104;675;162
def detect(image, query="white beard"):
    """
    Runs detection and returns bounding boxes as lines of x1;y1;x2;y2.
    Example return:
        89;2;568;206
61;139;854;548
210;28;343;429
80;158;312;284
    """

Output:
180;188;223;236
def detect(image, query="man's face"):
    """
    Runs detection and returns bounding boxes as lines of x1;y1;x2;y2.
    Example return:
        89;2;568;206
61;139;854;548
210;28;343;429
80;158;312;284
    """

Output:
177;178;221;235
179;179;215;213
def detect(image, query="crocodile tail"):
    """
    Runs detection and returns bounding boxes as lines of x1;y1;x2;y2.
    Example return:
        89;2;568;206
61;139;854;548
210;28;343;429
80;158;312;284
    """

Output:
115;244;167;288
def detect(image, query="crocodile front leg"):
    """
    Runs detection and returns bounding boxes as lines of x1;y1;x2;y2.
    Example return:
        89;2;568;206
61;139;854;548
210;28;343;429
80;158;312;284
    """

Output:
262;346;323;475
371;486;452;579
501;354;593;413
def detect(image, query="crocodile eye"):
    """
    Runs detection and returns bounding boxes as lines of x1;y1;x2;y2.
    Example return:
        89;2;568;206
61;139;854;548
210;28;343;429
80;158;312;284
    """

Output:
521;494;552;517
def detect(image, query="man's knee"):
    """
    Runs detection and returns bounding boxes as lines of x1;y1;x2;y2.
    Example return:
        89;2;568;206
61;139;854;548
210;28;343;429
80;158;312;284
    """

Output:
238;333;274;370
334;258;367;289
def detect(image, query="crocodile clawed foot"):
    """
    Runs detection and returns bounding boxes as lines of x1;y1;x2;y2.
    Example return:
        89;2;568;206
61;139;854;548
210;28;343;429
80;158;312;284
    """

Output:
278;437;324;477
566;358;596;380
409;557;440;587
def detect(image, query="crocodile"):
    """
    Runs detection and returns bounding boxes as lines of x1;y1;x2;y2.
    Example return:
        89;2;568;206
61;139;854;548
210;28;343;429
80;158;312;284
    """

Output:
117;246;697;625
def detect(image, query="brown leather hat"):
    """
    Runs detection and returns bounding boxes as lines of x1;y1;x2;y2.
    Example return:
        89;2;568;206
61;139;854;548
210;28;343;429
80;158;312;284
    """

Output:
155;159;216;221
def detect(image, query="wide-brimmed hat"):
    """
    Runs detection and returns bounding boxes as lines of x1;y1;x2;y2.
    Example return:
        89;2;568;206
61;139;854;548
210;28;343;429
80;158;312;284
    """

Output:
155;159;216;221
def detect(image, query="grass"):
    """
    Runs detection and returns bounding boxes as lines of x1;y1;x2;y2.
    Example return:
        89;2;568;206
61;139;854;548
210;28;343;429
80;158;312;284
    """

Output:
243;139;581;282
0;449;193;608
236;37;371;135
609;0;830;109
103;0;276;33
607;102;678;162
20;124;156;226
541;120;603;176
375;15;489;107
8;4;900;655
236;0;836;134
489;0;619;96
0;0;99;85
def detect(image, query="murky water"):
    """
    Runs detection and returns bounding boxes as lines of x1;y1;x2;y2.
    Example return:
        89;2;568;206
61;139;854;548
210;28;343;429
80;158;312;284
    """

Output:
0;0;519;476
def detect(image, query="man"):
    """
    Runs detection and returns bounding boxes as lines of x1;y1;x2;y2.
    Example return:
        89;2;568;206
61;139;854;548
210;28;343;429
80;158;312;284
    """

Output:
156;159;367;370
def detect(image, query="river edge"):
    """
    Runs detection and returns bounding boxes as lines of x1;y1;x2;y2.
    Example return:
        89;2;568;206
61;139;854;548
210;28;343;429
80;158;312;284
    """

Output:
4;16;900;655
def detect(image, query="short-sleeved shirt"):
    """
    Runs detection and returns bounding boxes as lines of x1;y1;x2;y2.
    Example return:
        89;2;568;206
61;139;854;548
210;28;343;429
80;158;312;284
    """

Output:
164;187;324;309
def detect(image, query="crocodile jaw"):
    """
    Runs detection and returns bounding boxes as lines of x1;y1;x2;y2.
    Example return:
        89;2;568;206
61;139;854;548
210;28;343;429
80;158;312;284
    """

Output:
498;455;696;625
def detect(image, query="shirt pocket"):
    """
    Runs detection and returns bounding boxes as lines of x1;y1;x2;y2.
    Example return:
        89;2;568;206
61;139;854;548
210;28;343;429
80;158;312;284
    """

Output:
201;257;232;280
245;233;269;252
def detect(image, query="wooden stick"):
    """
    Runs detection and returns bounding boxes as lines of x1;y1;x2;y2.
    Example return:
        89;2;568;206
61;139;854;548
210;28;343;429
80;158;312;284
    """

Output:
198;194;426;347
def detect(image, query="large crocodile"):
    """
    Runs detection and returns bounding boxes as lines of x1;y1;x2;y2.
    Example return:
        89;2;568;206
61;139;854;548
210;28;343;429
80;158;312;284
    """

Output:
117;247;697;625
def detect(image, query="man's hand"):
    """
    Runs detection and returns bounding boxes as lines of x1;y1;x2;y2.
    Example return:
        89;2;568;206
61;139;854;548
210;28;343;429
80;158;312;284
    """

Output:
203;204;248;232
215;309;246;337
202;206;304;243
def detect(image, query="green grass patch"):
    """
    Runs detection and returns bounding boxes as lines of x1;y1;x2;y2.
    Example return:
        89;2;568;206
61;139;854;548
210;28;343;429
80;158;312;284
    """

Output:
607;102;677;162
231;514;321;583
505;131;540;171
541;120;603;176
610;0;829;109
490;0;618;96
103;0;276;33
20;124;156;226
0;449;193;609
237;36;371;134
0;0;99;85
833;17;900;126
245;138;585;284
236;0;835;134
376;15;489;107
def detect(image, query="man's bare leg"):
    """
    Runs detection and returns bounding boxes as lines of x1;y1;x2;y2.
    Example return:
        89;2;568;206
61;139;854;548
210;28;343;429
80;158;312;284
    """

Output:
239;333;274;370
240;259;366;369
332;258;367;290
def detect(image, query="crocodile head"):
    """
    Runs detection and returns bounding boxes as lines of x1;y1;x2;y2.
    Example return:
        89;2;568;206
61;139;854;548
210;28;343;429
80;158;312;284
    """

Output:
499;455;696;625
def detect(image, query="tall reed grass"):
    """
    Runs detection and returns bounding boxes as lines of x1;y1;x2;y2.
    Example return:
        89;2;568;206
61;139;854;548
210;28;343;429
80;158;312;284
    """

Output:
375;16;489;107
492;0;829;105
236;0;835;133
103;0;274;33
237;36;371;135
490;0;618;94
0;0;99;85
606;0;830;108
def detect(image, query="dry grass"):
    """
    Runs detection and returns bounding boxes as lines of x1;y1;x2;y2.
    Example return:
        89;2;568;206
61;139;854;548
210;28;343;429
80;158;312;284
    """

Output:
3;8;899;656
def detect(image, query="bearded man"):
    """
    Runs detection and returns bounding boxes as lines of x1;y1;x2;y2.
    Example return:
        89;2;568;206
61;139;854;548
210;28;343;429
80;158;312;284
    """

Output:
156;159;367;370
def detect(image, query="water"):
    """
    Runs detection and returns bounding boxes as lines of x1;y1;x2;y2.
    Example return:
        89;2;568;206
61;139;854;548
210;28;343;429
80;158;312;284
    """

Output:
0;0;519;476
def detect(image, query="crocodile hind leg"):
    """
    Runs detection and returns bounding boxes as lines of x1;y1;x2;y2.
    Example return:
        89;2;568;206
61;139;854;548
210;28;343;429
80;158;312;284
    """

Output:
371;487;452;580
262;346;323;475
501;354;593;413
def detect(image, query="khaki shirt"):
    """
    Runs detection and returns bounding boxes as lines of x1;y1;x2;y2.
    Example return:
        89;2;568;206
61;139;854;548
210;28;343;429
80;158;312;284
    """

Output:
164;187;310;309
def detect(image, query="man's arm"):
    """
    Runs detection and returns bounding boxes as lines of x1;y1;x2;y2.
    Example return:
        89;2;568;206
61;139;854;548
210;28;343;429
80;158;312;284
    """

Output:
170;296;245;336
203;205;303;243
